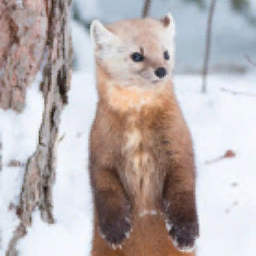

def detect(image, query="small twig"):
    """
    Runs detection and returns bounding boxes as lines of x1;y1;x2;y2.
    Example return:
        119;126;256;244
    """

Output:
221;87;256;97
6;224;27;256
202;0;218;93
225;201;239;214
142;0;152;18
58;133;66;144
205;150;236;165
8;160;24;167
245;55;256;68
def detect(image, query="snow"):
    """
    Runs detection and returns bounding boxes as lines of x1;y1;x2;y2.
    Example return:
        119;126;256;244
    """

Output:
1;70;256;255
17;73;95;256
71;20;94;72
0;73;44;253
15;0;24;7
174;74;256;255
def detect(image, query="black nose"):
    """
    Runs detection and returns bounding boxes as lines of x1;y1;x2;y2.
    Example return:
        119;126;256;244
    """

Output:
155;67;167;78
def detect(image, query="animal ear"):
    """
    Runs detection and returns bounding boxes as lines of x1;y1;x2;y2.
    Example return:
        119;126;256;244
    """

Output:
90;19;117;51
160;13;175;34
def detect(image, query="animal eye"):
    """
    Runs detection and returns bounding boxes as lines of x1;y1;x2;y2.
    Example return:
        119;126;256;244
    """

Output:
164;50;170;60
131;52;144;62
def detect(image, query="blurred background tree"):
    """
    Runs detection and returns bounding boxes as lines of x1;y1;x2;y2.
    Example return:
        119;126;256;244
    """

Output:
182;0;255;92
70;0;256;74
182;0;206;9
72;0;256;30
230;0;256;25
183;0;256;25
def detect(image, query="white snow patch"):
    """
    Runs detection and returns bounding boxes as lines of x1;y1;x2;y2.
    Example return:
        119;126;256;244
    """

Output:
139;209;163;218
0;73;44;253
16;0;23;7
165;219;173;232
71;20;94;72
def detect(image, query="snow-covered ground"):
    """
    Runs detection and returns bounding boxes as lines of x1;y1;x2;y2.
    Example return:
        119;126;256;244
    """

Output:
0;71;256;256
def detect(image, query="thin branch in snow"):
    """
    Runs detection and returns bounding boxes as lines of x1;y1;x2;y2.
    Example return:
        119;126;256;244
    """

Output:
220;87;256;97
201;0;218;93
6;224;26;256
245;55;256;68
7;160;24;167
225;201;239;214
142;0;152;18
58;133;66;144
205;150;236;165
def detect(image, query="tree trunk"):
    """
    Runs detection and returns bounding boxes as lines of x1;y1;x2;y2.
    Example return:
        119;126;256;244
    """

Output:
0;0;73;255
0;0;48;112
201;0;218;93
142;0;152;18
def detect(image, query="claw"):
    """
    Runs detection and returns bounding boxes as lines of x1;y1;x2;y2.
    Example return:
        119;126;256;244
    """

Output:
165;219;173;232
172;237;196;253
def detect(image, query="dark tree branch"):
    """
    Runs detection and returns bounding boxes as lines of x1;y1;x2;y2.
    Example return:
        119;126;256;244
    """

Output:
220;87;256;97
202;0;218;93
245;55;256;68
142;0;152;18
205;150;236;165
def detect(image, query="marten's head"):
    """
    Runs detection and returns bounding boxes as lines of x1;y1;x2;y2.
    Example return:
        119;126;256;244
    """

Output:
90;14;175;88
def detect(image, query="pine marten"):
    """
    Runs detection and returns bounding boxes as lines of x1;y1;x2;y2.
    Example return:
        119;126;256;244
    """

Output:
89;13;199;256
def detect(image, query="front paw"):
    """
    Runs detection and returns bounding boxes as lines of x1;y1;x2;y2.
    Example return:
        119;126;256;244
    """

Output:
99;214;132;249
166;220;199;252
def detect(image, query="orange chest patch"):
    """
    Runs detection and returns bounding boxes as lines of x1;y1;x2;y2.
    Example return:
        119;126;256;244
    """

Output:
107;86;162;112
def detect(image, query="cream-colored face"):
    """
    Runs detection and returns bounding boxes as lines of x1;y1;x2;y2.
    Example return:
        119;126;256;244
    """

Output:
90;13;175;88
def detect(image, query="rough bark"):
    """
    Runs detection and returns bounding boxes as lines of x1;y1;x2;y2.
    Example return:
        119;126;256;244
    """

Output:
0;0;48;112
245;55;256;68
2;0;73;255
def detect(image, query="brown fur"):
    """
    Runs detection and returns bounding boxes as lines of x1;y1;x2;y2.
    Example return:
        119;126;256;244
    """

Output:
89;68;198;256
89;15;198;256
